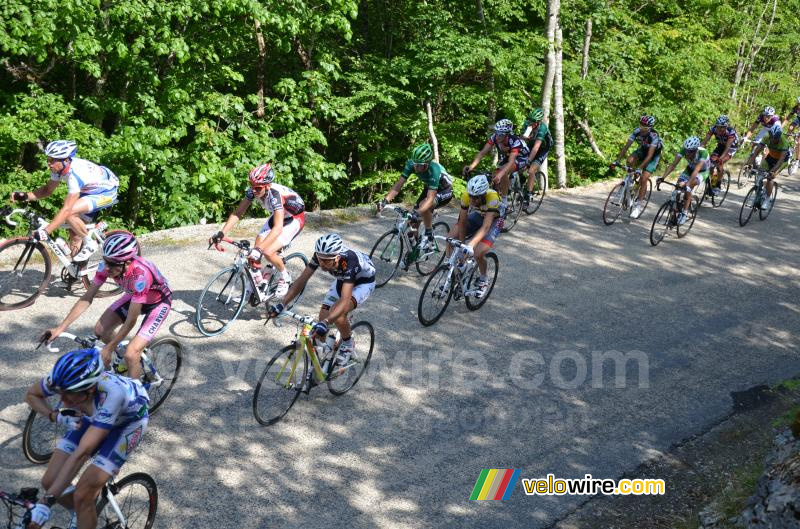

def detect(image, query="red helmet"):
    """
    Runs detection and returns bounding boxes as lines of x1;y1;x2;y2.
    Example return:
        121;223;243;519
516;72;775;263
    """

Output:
639;115;655;127
248;163;275;186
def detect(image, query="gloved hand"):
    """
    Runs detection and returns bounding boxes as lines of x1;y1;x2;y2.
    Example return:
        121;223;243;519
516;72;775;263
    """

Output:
33;228;48;242
311;320;329;338
409;210;421;222
376;198;388;212
56;410;82;430
30;503;51;527
247;247;263;262
268;303;284;318
11;191;28;202
462;244;474;257
634;168;642;177
209;231;224;246
462;166;472;177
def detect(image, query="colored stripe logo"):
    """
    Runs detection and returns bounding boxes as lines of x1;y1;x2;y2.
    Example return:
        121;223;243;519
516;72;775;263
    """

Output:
470;469;521;500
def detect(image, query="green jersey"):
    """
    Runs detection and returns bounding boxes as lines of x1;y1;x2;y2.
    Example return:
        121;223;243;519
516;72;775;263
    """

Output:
678;147;710;172
401;160;453;192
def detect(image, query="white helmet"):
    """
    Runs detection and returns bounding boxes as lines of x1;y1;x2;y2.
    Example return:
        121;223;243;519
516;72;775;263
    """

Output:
763;106;776;117
796;96;800;105
494;119;513;134
315;233;344;257
683;136;701;150
715;115;729;126
467;174;490;196
44;140;77;160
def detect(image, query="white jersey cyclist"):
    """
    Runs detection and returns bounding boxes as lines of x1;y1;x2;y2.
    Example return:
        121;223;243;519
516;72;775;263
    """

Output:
50;157;119;200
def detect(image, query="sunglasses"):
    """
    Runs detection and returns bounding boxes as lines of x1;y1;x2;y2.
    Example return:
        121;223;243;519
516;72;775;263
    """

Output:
251;184;270;191
413;163;429;170
103;259;125;268
316;254;338;262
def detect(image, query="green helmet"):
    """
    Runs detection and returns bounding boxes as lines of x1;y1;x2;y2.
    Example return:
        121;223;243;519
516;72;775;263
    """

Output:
527;108;545;122
410;143;434;164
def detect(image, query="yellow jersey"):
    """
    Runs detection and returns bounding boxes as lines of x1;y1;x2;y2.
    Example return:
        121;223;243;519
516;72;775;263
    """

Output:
460;189;501;216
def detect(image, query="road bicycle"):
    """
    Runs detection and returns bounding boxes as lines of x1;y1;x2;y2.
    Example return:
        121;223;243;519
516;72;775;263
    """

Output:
602;162;653;225
0;207;130;311
22;332;182;465
369;206;449;287
417;237;499;326
737;138;764;189
502;165;547;232
649;179;700;246
252;309;374;425
1;473;157;529
697;159;730;208
195;237;308;336
738;167;778;227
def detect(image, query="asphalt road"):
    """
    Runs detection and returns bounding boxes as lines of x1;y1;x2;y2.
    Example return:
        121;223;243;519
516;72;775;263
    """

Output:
1;175;799;528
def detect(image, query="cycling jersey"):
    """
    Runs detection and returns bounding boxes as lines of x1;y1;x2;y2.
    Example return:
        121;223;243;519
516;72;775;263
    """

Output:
94;256;172;305
50;158;119;196
309;249;376;286
628;128;663;154
678;147;711;172
709;125;739;147
460;189;501;217
400;160;453;192
753;114;780;128
766;126;792;152
245;183;305;222
791;106;800;127
523;122;554;152
487;133;530;166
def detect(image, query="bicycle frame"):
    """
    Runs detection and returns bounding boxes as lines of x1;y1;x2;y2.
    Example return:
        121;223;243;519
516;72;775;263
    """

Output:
438;236;482;300
377;206;441;262
273;310;338;387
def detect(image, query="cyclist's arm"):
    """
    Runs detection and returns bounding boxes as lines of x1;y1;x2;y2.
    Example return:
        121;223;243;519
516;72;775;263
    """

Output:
101;301;142;358
456;207;468;242
466;143;493;173
468;212;497;248
385;176;407;203
769;151;789;175
690;161;705;180
51;283;102;337
416;188;437;214
220;199;251;235
255;207;284;249
615;139;633;162
531;139;543;157
661;155;680;180
280;264;315;306
24;380;54;419
724;135;735;151
23;179;59;202
638;145;656;169
44;192;80;234
325;281;355;322
700;132;712;148
46;425;110;499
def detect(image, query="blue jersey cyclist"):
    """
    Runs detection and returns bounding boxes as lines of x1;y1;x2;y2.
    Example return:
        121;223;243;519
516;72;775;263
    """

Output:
611;115;663;219
10;140;120;262
520;108;553;211
658;136;710;225
700;114;739;194
270;234;376;368
378;143;454;252
24;349;149;529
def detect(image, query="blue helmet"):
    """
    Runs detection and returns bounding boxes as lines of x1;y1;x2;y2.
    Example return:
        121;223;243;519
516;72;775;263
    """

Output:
48;349;104;393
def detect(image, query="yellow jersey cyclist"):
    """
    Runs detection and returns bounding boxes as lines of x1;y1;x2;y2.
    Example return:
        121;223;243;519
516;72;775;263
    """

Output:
658;136;709;225
611;115;662;219
269;233;375;368
520;108;553;211
378;143;454;252
209;163;306;298
9;140;120;262
751;122;791;211
700;114;739;195
24;349;149;529
444;174;501;299
783;97;800;162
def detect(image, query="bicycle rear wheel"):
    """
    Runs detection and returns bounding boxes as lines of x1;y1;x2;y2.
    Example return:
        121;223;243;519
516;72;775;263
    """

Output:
758;184;778;220
195;266;246;336
736;164;751;189
500;192;523;233
711;170;731;207
465;252;499;311
96;472;158;529
370;228;403;288
417;265;455;326
602;182;626;225
253;345;307;425
415;221;449;276
266;252;309;308
21;394;64;464
143;337;183;414
525;171;547;215
739;187;758;227
649;201;672;246
328;321;375;395
0;238;51;311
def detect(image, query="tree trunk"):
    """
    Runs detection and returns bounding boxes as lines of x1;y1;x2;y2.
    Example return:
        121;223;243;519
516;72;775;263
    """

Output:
569;111;605;159
476;0;496;130
425;98;440;163
541;0;560;120
737;0;778;105
553;23;567;188
581;18;592;80
254;19;266;118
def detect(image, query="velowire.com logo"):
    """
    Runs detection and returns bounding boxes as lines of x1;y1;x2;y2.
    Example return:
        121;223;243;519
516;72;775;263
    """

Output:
469;469;521;500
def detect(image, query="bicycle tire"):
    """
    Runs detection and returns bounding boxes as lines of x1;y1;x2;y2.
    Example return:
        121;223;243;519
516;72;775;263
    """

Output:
415;221;449;276
602;182;626;225
369;228;403;288
739;187;758;227
81;229;135;298
736;164;751;189
417;264;455;326
465;252;499;311
327;321;375;396
525;171;547;215
21;394;64;464
143;336;183;414
758;183;778;220
677;195;699;238
711;170;731;207
0;238;51;311
195;266;246;336
96;472;158;529
500;192;523;233
275;252;309;309
649;201;672;246
633;177;653;215
253;345;307;426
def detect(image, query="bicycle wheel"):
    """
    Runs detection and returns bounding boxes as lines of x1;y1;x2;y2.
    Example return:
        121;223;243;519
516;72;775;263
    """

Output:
758;183;778;220
253;345;307;425
677;195;699;238
142;336;182;414
465;252;499;311
500;192;523;233
417;265;455;326
272;252;309;308
21;395;64;464
369;228;403;288
80;230;134;298
96;472;158;529
633;177;653;214
0;238;51;311
649;201;672;246
602;182;626;225
327;321;375;396
525;171;547;215
711;170;731;207
736;164;751;189
739;187;758;227
415;221;449;276
195;266;246;336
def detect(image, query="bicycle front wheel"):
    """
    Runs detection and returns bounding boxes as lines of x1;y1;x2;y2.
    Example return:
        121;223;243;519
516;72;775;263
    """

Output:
195;266;246;336
711;170;731;207
21;394;64;464
415;221;449;276
501;192;523;233
602;182;626;225
328;321;375;396
418;265;455;326
739;187;758;227
96;472;158;529
649;201;672;246
465;252;499;311
759;184;778;220
143;337;183;414
0;238;51;311
676;196;699;238
525;171;547;215
370;228;404;288
632;177;653;215
253;345;307;426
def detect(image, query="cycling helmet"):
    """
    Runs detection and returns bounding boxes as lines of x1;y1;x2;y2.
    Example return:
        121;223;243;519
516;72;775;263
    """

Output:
248;163;275;186
683;136;701;150
467;174;490;196
762;106;776;117
44;140;77;160
715;115;730;126
494;119;513;134
527;108;545;122
102;231;139;264
639;115;655;127
48;349;104;393
315;233;344;257
768;123;783;136
410;143;434;164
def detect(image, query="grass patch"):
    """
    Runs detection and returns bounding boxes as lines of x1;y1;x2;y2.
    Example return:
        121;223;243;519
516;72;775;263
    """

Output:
774;378;800;392
773;405;800;429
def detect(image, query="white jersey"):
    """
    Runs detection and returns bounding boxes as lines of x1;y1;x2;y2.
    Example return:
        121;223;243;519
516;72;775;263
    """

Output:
51;157;119;195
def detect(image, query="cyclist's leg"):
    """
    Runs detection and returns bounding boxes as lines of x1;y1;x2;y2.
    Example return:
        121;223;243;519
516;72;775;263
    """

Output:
68;191;117;254
124;300;171;379
640;153;660;200
95;296;129;345
414;188;433;232
42;419;91;509
472;217;500;276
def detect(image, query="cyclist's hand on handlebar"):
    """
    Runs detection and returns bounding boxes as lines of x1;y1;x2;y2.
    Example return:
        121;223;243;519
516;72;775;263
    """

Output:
208;231;224;247
99;345;114;368
462;166;473;177
462;244;474;257
39;328;60;345
11;191;28;203
311;320;329;338
376;198;388;213
29;503;51;529
56;410;83;430
268;303;284;318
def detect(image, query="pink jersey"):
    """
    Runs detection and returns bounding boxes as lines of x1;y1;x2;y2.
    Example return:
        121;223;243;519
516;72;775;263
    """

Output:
93;256;171;304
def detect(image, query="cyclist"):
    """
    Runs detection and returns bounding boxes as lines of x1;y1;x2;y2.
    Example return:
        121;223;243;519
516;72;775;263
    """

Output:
209;163;305;298
41;232;172;381
520;108;553;212
24;348;149;529
377;143;453;252
751;122;791;210
658;136;710;225
784;97;800;163
9;140;119;262
444;174;501;299
611;115;662;219
743;106;781;164
700;115;739;195
269;233;375;368
462;118;530;217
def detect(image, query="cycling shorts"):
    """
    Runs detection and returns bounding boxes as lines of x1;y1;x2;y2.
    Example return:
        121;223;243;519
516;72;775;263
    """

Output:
760;154;784;173
57;416;148;476
712;143;737;158
677;170;705;192
465;211;501;247
322;279;375;310
109;296;172;342
77;187;118;222
415;187;453;210
633;147;661;173
258;212;305;247
529;144;551;168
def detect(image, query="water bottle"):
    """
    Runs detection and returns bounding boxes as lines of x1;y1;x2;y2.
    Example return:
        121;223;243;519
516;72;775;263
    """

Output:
250;264;263;286
55;237;71;257
325;333;336;353
112;347;127;374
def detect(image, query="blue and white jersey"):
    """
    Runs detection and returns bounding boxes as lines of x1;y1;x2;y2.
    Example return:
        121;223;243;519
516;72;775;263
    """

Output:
309;249;376;285
50;157;119;196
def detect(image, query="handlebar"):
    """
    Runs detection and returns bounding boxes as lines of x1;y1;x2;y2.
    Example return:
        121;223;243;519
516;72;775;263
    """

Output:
2;207;30;228
275;308;316;326
40;332;100;353
0;488;38;509
208;236;251;252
